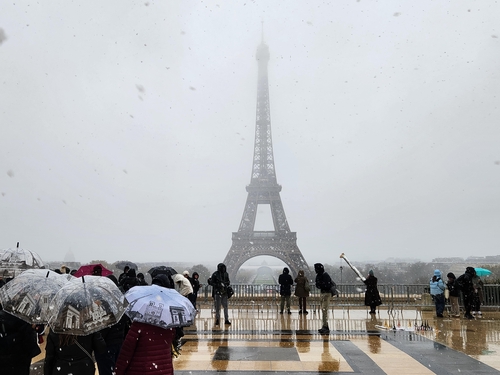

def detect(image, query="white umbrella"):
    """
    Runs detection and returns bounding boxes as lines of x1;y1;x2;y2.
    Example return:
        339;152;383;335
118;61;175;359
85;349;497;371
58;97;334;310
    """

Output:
0;269;68;323
124;284;195;329
47;275;127;335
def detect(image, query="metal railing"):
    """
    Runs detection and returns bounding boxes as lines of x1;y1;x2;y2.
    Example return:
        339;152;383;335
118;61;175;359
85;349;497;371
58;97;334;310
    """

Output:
200;283;500;310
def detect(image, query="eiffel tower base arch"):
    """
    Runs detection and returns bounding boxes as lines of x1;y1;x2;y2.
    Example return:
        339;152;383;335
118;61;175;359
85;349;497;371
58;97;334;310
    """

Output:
223;231;311;282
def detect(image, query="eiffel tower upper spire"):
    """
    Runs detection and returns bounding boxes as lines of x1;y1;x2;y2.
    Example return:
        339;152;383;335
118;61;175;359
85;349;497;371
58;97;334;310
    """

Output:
252;37;275;185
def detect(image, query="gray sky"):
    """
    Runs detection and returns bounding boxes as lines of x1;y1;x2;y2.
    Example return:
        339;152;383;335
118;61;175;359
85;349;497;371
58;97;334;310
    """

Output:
1;1;499;267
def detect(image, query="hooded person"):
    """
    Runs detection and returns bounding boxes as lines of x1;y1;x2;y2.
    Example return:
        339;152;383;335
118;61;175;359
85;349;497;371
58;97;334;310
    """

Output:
210;263;231;326
190;272;201;310
430;269;446;317
173;274;194;302
278;267;294;314
457;267;477;319
447;272;460;317
294;270;310;314
152;274;173;289
364;270;382;314
314;263;335;334
119;268;139;292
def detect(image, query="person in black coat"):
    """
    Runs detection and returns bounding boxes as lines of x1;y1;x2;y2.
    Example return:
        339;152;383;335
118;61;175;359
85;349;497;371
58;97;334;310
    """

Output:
447;272;460;317
278;267;294;314
191;272;201;310
315;263;334;334
43;331;106;375
119;268;139;292
95;275;131;375
457;266;476;319
211;263;231;326
0;306;41;375
363;270;382;314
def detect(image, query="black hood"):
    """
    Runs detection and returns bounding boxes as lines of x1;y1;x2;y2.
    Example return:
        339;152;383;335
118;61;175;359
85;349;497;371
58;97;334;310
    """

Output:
314;263;324;274
465;267;476;276
283;267;289;274
217;263;226;273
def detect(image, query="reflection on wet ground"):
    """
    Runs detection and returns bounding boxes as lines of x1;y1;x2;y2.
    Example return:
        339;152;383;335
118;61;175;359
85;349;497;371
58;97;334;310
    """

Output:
30;308;500;374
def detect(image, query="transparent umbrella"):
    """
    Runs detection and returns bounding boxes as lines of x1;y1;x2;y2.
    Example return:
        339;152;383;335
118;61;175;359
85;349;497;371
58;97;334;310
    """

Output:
47;275;127;335
0;242;45;277
0;269;68;324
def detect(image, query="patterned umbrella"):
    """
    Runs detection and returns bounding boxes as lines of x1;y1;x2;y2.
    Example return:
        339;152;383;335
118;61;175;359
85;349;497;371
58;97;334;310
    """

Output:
0;242;45;277
47;275;127;335
124;284;195;329
0;269;68;323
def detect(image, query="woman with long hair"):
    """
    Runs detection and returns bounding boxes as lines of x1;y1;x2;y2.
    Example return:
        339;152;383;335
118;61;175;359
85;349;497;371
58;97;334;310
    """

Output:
43;331;106;375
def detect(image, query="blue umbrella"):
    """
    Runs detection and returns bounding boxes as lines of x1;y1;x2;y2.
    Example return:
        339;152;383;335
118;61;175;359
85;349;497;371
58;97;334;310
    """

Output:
475;268;492;277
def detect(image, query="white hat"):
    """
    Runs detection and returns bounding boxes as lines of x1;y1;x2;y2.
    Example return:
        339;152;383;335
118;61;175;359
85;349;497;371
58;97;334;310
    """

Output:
182;270;190;277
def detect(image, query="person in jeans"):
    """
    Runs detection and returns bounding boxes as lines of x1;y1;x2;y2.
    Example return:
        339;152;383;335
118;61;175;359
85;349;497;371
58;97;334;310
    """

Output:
314;263;334;334
211;263;231;326
446;272;460;317
430;269;446;318
278;267;294;314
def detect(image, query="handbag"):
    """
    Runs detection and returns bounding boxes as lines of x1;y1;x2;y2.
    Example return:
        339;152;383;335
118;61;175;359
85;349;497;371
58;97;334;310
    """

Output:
304;279;310;293
226;286;234;298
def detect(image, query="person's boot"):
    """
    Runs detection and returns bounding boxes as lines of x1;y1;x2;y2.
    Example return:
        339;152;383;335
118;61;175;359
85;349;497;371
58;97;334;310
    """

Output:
303;310;309;315
225;320;231;325
280;310;283;314
215;319;220;325
287;309;291;314
299;310;303;314
318;325;330;334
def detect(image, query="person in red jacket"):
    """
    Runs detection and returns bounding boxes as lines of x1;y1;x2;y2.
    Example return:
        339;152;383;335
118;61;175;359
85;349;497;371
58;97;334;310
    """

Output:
114;321;175;375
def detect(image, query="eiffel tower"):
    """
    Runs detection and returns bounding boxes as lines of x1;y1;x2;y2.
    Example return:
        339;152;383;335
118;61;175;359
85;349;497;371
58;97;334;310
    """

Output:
223;39;310;281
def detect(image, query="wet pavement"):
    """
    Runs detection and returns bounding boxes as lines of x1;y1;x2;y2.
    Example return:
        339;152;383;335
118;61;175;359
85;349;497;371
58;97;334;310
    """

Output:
30;307;500;374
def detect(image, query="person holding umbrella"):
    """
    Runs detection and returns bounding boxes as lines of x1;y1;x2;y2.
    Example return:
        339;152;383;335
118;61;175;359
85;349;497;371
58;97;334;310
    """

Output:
0;303;41;375
115;283;195;375
44;331;106;375
457;267;477;319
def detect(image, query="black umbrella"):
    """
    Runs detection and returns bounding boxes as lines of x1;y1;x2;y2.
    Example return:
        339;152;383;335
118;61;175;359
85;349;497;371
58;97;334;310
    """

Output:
147;266;177;278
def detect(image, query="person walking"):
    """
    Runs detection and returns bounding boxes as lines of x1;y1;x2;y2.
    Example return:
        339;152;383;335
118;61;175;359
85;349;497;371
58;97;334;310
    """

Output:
44;331;106;375
278;267;294;314
211;263;231;326
294;270;310;315
364;270;382;314
430;269;446;318
446;272;460;317
314;263;335;334
457;267;476;319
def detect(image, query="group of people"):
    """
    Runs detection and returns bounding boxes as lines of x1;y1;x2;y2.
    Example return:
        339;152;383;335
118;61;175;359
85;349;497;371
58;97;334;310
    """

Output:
0;263;207;375
430;267;484;319
278;263;382;335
